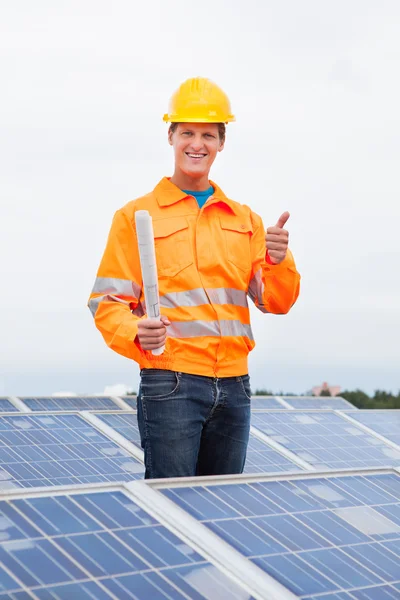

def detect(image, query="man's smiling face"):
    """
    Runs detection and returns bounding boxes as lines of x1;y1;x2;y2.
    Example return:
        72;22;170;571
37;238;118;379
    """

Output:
168;122;224;181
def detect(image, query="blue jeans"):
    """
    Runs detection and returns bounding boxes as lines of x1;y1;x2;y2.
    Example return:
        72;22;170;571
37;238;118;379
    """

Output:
137;369;251;479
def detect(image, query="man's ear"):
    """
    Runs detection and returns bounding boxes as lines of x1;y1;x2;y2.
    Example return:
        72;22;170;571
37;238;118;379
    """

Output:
168;126;174;146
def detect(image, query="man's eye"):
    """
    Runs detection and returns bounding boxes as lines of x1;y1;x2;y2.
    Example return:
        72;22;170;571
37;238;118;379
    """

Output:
182;131;192;136
205;133;215;138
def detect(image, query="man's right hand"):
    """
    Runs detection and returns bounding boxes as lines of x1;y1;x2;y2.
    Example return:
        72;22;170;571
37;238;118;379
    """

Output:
137;315;170;350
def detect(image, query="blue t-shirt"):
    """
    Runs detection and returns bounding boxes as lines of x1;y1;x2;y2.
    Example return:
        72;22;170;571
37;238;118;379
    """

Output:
182;186;214;209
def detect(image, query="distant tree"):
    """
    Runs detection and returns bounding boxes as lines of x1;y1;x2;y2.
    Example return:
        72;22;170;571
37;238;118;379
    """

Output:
254;390;302;396
340;389;371;409
340;388;400;409
371;389;400;409
254;388;273;396
373;389;392;403
319;389;332;397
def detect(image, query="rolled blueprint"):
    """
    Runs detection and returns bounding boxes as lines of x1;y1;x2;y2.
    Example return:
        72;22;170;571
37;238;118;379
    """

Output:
135;210;164;355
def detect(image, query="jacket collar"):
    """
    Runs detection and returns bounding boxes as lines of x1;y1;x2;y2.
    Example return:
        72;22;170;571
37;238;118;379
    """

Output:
154;177;238;215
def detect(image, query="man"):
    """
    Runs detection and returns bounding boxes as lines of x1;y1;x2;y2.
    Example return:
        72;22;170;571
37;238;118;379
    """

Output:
89;77;300;479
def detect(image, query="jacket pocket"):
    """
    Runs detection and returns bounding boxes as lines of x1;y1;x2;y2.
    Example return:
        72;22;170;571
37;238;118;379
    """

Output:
153;217;193;277
220;217;253;274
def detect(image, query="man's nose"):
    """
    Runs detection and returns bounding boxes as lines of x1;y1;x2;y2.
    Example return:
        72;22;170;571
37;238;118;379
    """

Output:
190;136;204;151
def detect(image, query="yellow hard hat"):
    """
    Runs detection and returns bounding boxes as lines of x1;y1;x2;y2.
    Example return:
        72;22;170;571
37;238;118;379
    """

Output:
163;77;235;124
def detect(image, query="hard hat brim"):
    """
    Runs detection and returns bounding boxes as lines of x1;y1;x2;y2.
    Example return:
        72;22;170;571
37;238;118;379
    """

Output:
163;114;235;123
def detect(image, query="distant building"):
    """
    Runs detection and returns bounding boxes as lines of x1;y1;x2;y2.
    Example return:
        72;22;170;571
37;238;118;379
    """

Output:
312;382;341;397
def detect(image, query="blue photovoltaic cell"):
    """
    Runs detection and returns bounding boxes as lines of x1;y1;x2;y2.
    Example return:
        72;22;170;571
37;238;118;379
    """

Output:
21;396;119;411
250;411;400;469
282;396;356;410
121;396;137;410
0;490;252;599
161;472;400;599
0;593;34;599
0;399;18;412
250;397;284;409
0;414;144;489
347;411;400;447
95;413;142;448
244;434;303;474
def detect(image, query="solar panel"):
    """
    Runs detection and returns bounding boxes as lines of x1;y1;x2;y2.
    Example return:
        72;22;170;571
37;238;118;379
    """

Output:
345;411;400;447
282;396;356;410
250;397;285;409
95;412;142;448
0;489;253;599
20;396;120;411
120;396;137;410
0;399;18;412
0;414;144;489
251;411;400;469
244;434;304;474
160;471;400;599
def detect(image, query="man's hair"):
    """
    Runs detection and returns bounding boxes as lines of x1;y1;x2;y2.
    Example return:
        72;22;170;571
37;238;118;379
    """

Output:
168;122;226;143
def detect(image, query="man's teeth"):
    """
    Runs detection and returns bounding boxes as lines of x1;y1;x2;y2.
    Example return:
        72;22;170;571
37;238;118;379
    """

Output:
187;153;205;158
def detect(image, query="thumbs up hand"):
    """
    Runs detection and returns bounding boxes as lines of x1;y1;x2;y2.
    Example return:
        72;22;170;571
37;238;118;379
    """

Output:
265;211;290;265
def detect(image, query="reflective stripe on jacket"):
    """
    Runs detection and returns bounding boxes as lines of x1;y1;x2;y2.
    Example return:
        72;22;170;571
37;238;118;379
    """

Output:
88;177;300;377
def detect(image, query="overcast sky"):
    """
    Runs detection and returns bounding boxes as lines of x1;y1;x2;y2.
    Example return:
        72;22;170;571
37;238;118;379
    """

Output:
1;1;399;396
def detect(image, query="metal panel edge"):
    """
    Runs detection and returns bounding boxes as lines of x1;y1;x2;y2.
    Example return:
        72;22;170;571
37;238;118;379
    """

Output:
111;395;135;410
336;410;400;452
90;410;137;415
81;411;144;463
273;396;294;409
8;396;32;412
250;425;315;471
250;409;348;414
144;466;398;489
342;409;400;413
0;481;125;501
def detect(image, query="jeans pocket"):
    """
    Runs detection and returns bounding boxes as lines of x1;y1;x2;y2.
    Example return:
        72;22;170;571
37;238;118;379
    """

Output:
140;370;181;400
238;375;252;401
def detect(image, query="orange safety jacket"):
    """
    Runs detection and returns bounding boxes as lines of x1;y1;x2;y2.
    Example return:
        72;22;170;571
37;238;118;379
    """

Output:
88;177;300;377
